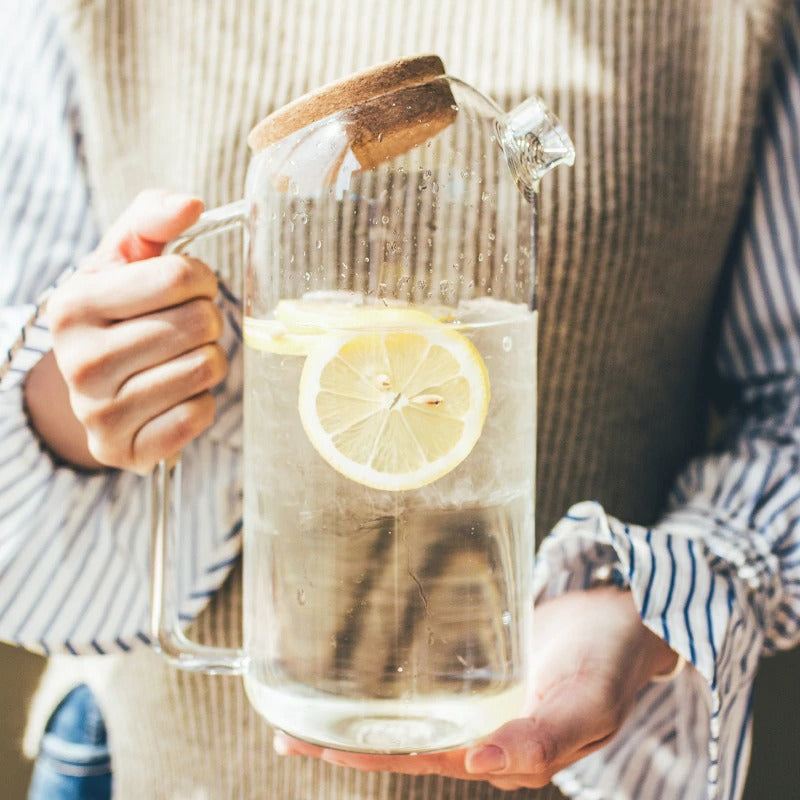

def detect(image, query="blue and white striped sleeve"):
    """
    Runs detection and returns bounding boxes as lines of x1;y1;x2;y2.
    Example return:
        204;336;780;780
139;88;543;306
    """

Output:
538;7;800;800
0;0;243;656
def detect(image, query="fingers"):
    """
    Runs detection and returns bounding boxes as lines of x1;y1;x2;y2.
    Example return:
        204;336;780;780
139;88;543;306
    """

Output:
274;732;554;790
126;392;218;473
55;298;224;399
49;254;218;326
90;189;204;266
273;733;474;779
464;678;623;784
82;344;226;473
50;266;226;472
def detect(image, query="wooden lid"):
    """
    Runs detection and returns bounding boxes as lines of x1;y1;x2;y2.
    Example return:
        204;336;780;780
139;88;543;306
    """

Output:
247;54;456;166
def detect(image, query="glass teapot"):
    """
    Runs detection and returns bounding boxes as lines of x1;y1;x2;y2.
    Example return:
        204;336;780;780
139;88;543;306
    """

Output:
151;54;574;754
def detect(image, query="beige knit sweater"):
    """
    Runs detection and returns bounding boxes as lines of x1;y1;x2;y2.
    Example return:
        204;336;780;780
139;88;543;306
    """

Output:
26;0;786;797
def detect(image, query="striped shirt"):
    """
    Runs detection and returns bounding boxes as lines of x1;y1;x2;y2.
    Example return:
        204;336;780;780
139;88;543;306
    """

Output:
1;2;799;799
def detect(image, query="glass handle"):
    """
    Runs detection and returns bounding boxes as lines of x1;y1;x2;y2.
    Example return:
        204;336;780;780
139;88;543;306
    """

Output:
149;200;249;675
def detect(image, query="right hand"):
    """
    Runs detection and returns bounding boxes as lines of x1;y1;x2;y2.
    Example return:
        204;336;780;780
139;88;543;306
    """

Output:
45;189;227;473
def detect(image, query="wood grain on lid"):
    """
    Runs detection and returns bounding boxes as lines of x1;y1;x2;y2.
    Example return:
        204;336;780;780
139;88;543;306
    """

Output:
247;54;449;153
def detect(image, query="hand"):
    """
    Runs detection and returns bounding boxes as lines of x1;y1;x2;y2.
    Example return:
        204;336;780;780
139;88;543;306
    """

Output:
273;586;680;791
27;189;226;473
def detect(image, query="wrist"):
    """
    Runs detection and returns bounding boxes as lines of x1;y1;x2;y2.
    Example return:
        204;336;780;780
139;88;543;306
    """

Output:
24;351;104;471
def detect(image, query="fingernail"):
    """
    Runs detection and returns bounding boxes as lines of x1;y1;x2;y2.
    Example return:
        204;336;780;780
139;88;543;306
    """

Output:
465;744;508;774
162;192;202;212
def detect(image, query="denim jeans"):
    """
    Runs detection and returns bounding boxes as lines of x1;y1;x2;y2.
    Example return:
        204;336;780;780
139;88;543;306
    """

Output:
27;684;112;800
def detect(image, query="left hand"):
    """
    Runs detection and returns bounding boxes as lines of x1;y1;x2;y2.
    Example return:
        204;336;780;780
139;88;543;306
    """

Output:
273;586;680;791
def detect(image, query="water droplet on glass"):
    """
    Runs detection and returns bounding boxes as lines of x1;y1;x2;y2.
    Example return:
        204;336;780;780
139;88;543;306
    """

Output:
381;215;390;224
477;253;484;262
501;611;512;625
316;239;322;249
488;232;496;241
502;336;512;352
397;666;404;673
481;191;489;201
296;588;306;605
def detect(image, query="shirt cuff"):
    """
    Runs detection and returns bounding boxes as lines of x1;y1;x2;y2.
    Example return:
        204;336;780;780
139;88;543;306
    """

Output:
536;500;770;799
0;266;77;392
0;306;54;391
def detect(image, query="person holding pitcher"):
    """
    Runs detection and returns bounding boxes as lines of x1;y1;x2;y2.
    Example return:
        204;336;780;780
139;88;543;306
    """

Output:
2;1;800;799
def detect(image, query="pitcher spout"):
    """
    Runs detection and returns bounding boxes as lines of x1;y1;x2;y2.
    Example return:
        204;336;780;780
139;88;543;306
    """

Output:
497;96;575;198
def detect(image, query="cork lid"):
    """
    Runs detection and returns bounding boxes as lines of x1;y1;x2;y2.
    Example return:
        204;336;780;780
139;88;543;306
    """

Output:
247;54;457;169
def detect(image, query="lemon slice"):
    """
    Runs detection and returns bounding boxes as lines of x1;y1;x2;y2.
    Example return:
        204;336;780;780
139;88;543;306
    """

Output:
246;297;449;357
276;294;455;331
298;320;490;491
243;318;318;355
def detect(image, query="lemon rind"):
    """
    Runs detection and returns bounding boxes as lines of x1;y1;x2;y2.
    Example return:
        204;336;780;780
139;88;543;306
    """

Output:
297;326;490;492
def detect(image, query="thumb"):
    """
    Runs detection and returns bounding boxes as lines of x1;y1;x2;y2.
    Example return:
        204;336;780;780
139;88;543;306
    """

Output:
464;681;618;777
94;188;204;266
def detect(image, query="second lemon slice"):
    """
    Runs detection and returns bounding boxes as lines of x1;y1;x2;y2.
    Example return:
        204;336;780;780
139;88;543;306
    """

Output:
298;320;490;491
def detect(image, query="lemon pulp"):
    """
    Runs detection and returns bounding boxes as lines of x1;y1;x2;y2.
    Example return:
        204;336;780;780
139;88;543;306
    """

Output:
295;309;489;491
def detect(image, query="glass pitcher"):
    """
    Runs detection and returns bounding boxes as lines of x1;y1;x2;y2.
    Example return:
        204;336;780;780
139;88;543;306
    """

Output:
151;54;574;754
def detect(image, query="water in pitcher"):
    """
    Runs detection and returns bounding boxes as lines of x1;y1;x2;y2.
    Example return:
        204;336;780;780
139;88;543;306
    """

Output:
242;293;536;753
